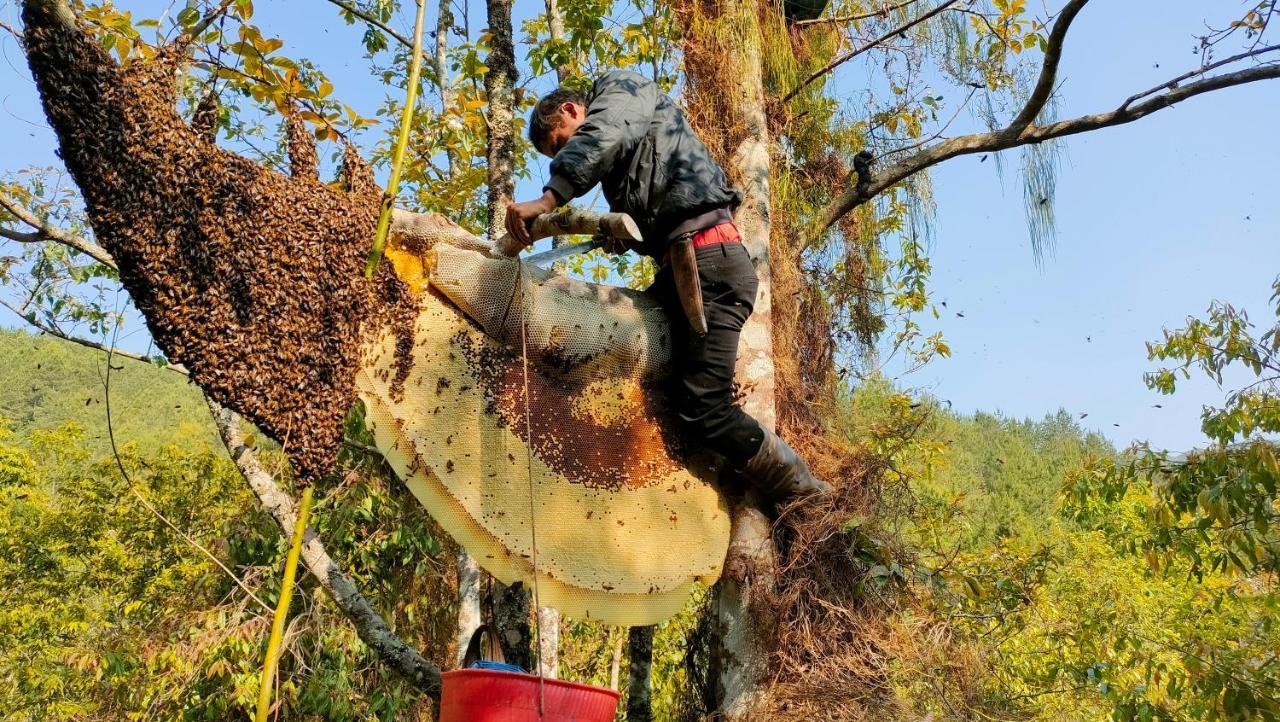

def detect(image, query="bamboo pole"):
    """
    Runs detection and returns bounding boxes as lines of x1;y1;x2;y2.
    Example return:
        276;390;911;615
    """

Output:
254;486;315;722
365;0;429;278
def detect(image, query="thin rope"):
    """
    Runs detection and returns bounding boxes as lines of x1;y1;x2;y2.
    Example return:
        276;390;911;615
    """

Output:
517;264;546;718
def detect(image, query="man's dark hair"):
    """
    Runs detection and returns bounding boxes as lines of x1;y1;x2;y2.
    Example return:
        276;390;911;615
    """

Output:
528;86;586;152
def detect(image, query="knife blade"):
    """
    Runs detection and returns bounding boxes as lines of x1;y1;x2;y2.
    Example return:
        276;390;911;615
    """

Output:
523;238;607;268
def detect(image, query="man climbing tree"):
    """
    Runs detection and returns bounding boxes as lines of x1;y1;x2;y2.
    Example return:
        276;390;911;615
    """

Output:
505;72;831;503
6;0;1280;719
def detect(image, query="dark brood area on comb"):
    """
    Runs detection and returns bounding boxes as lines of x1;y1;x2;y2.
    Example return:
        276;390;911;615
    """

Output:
22;2;416;480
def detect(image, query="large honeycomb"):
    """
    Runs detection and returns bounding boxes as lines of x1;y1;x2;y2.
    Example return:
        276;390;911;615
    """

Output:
358;242;730;623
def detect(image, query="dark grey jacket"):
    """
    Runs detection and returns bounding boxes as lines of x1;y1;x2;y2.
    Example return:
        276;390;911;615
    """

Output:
543;71;741;259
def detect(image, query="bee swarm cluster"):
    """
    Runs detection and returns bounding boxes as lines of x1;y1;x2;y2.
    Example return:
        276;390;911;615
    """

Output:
23;2;417;481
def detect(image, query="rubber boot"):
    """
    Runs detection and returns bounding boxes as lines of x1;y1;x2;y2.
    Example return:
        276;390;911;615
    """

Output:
738;427;832;503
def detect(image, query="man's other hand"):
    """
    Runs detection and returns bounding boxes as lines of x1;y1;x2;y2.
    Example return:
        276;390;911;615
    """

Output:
503;191;560;251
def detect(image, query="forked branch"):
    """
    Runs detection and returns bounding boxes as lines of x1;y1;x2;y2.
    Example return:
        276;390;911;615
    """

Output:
807;13;1280;246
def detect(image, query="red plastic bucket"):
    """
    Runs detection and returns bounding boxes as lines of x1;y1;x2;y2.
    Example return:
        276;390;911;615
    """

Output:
439;669;620;722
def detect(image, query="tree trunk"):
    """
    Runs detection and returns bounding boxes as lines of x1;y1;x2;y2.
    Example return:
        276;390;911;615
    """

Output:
711;506;774;718
609;628;625;691
675;1;778;718
484;0;516;241
626;626;654;722
454;549;482;667
493;581;534;670
434;0;452;108
537;606;559;678
544;0;571;256
545;0;569;83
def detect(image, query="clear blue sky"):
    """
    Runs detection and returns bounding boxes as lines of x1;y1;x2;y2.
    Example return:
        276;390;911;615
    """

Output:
1;1;1276;453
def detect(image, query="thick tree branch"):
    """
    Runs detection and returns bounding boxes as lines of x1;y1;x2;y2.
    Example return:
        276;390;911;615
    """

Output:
0;189;116;267
1121;43;1280;110
1008;0;1090;134
782;0;961;104
809;62;1280;243
22;0;76;33
209;401;443;698
0;226;40;243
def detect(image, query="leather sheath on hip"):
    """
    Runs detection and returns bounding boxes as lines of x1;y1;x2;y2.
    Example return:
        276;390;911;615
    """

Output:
668;235;708;337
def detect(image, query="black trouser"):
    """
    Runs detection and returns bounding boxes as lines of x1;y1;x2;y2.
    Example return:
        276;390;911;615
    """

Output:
649;241;766;469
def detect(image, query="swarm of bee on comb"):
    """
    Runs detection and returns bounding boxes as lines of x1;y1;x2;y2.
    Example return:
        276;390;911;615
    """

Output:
22;0;418;481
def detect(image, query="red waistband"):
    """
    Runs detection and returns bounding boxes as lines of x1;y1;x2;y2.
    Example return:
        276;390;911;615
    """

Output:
692;222;742;248
661;222;742;267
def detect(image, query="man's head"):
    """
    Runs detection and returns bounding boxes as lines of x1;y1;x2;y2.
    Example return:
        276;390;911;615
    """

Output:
528;87;586;158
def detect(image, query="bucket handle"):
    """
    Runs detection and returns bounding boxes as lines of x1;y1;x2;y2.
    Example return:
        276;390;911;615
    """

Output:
462;624;507;668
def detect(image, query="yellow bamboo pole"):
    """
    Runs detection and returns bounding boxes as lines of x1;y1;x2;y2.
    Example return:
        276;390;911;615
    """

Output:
365;0;429;278
253;485;314;722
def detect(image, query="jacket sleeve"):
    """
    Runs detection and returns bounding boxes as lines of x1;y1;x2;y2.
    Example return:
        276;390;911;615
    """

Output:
544;72;657;202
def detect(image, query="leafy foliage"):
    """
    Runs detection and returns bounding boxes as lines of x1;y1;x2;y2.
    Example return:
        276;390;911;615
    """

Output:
1056;278;1280;721
0;338;455;720
888;278;1280;722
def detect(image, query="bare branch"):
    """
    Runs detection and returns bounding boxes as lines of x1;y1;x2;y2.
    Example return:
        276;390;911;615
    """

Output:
321;0;426;62
4;303;189;374
1008;0;1090;133
792;0;924;28
0;189;116;267
545;0;569;82
0;19;26;48
1121;43;1280;110
208;401;444;698
783;0;961;104
809;62;1280;243
435;0;454;108
1023;64;1280;138
0;227;41;244
878;86;979;161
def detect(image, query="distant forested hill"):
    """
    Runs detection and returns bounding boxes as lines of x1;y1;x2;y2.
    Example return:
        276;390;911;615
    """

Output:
925;408;1114;548
843;382;1115;550
0;327;215;454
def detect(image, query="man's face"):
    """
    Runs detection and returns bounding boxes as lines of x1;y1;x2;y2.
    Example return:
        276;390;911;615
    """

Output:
539;101;585;158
